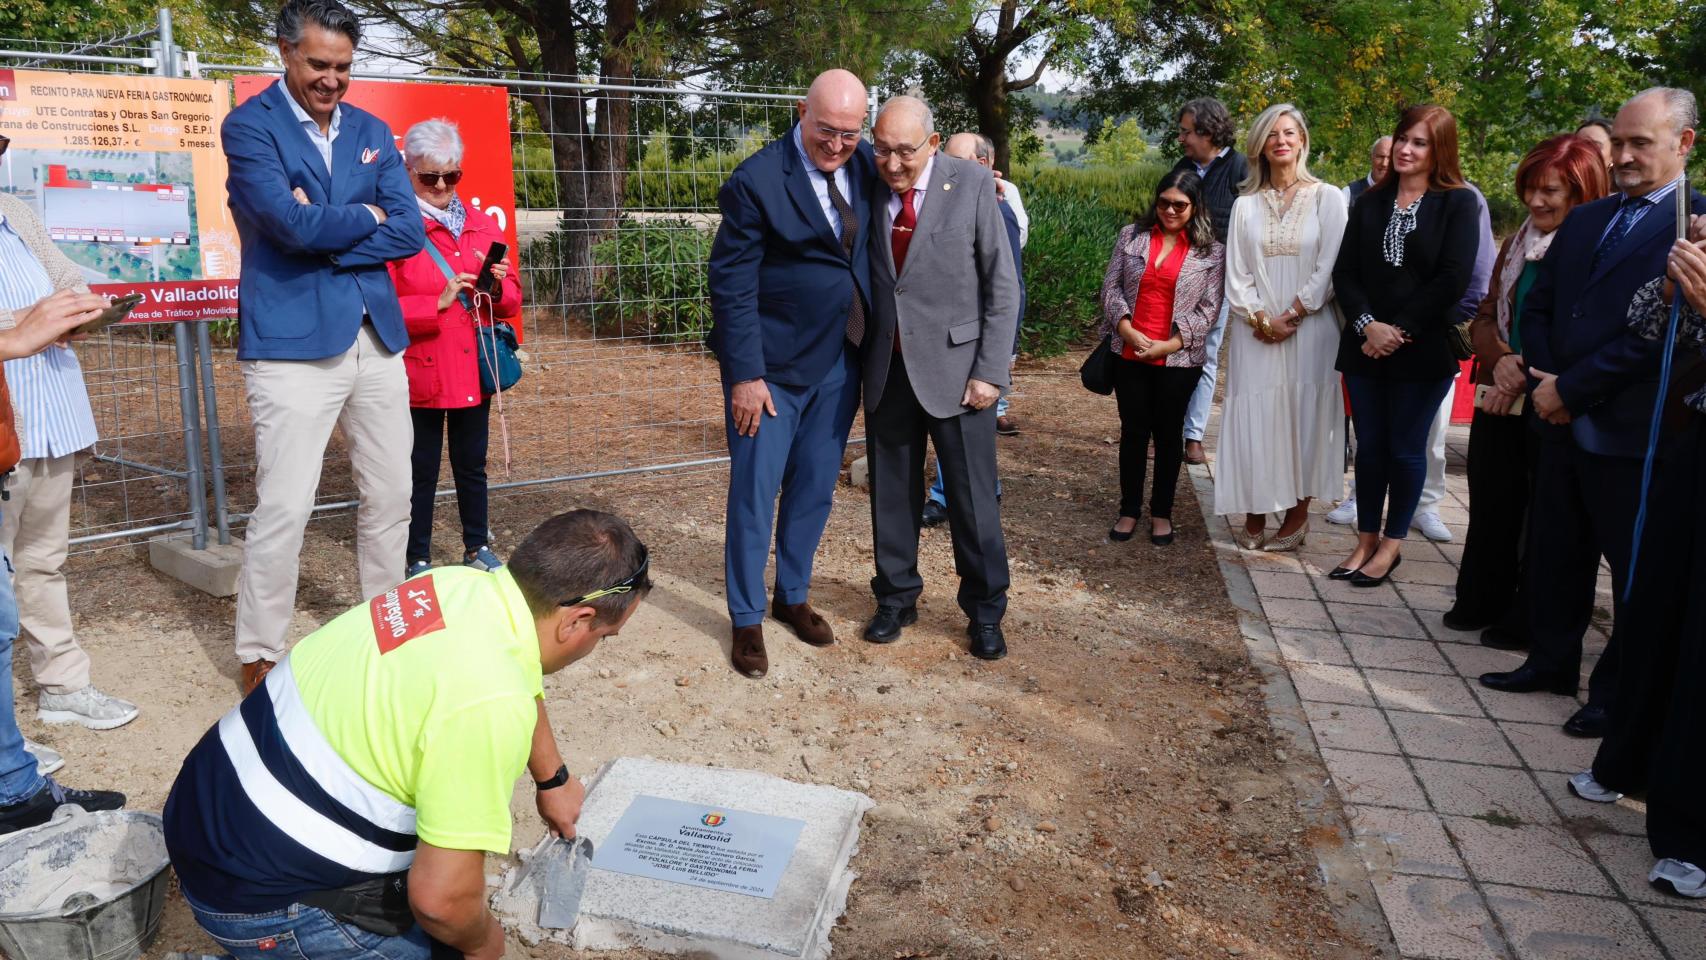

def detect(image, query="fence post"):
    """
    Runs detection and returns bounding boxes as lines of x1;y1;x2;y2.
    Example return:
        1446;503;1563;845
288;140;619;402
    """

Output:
155;6;210;550
195;323;230;544
868;84;879;131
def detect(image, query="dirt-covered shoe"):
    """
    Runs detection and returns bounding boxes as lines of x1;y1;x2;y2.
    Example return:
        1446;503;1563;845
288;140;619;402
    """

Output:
38;685;139;731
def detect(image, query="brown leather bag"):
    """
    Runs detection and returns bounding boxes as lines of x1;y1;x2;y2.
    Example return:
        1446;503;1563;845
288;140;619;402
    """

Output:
0;371;20;475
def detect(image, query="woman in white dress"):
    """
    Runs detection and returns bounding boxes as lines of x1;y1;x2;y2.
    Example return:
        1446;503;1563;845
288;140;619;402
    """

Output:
1214;103;1347;551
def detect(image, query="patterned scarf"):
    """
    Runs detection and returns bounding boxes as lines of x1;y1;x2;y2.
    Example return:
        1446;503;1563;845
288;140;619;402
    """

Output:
417;194;467;239
1494;216;1556;341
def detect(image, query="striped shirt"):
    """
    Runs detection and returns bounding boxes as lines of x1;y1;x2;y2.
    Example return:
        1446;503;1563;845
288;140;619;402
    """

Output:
0;213;98;458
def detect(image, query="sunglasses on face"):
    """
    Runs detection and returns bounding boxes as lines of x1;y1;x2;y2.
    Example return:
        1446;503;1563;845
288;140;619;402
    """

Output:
560;545;652;609
1155;199;1192;213
414;170;462;188
0;135;9;159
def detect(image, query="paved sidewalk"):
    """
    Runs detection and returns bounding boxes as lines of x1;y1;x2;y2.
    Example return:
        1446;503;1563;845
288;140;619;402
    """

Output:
1191;422;1706;960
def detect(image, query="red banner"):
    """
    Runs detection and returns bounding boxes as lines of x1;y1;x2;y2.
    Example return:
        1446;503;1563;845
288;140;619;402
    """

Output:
233;77;519;272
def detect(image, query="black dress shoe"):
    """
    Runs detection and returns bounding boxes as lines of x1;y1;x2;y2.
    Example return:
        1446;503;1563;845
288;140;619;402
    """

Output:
1563;703;1608;738
921;499;948;528
968;622;1007;660
1441;607;1493;632
1151;530;1175;546
863;605;918;644
1478;625;1527;651
1350;554;1402;587
1109;520;1136;542
1478;664;1578;696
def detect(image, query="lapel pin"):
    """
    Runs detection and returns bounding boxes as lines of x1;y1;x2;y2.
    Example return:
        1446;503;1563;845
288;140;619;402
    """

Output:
361;148;379;164
942;183;952;191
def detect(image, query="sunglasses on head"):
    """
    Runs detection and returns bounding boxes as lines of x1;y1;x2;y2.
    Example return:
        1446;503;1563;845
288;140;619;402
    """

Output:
414;169;462;188
560;545;651;609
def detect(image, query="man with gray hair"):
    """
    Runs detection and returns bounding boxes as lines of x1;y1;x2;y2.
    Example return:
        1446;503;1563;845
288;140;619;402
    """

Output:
859;98;1019;660
221;0;424;695
1479;86;1704;745
1343;135;1392;207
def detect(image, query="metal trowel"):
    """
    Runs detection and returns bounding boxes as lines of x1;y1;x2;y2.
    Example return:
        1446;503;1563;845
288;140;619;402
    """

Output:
536;835;596;929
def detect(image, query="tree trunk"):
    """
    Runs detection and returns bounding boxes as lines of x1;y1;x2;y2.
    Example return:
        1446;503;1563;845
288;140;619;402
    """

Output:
519;0;636;330
972;60;1012;175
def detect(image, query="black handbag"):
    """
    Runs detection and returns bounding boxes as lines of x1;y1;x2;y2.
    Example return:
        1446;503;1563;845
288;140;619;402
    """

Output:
1446;319;1475;361
1080;336;1118;395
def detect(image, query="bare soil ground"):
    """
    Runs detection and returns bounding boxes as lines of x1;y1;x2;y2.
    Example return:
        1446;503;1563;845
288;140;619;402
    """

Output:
26;350;1373;959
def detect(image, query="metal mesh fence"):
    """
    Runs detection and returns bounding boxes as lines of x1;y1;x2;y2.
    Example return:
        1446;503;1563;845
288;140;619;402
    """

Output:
3;30;812;554
190;70;807;539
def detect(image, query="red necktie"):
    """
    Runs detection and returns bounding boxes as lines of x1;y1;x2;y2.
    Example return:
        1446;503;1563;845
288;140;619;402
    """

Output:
890;188;917;274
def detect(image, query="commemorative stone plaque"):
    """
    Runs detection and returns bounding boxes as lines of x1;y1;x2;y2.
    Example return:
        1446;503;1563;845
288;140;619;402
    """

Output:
493;757;873;960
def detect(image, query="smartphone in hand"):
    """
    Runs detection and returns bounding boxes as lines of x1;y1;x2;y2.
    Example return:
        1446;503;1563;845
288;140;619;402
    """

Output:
75;293;145;335
473;242;508;295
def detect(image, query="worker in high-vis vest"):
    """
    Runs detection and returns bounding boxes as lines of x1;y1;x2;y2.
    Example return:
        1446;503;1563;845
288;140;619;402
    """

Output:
163;510;650;960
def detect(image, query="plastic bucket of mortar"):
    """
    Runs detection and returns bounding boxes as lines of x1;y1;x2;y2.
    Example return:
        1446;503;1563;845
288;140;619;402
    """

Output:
0;806;171;960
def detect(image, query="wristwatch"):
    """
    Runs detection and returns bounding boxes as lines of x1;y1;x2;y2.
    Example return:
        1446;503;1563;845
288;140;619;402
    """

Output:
535;764;570;791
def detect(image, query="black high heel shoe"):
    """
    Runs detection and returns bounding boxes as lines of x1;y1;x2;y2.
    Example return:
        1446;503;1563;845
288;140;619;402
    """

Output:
1327;564;1362;580
1350;554;1402;587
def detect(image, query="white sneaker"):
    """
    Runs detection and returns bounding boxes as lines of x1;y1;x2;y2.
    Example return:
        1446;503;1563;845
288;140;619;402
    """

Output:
1412;510;1453;542
1649;859;1706;899
1325;497;1357;525
22;738;64;776
1567;770;1622;803
38;685;139;731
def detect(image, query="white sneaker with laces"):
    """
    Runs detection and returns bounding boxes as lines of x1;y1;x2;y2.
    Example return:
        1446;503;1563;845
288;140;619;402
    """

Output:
1649;858;1706;898
22;738;64;776
1567;770;1622;803
1412;510;1454;542
37;684;140;731
1325;497;1357;525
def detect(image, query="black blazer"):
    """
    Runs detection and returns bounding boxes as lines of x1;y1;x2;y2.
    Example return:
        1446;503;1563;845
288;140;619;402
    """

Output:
1521;187;1706;458
1333;183;1480;381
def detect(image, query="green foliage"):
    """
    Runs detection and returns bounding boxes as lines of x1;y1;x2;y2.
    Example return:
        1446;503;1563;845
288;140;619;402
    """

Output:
540;217;716;342
1085;118;1147;167
1016;161;1169;356
623;131;766;211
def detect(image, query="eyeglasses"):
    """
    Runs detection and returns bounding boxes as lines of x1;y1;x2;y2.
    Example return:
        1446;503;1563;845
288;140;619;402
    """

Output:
814;123;863;145
560;545;651;609
414;170;462;188
1155;199;1192;213
873;140;929;161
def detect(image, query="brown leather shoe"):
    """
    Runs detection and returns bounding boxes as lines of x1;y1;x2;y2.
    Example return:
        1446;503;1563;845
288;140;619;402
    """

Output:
1183;440;1207;464
241;659;276;697
730;625;768;678
996;415;1020;436
770;600;835;647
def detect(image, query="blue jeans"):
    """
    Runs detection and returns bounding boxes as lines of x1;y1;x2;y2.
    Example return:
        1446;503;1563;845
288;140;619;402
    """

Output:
0;541;43;808
1182;298;1230;442
1344;374;1455;538
186;896;433;960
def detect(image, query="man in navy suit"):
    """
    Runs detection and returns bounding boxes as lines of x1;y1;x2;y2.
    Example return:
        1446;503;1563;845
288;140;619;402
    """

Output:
707;69;873;678
224;0;424;695
1479;88;1704;739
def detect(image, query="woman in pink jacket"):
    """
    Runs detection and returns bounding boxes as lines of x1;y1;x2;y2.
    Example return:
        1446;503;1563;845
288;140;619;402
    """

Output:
388;119;523;578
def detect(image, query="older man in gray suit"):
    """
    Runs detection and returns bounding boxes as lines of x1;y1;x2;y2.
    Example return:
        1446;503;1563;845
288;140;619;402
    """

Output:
860;96;1020;660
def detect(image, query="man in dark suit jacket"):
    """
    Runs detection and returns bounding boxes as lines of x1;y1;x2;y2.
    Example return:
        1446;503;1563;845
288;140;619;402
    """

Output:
707;69;874;679
1172;97;1248;466
859;97;1020;661
1480;88;1705;739
223;0;425;695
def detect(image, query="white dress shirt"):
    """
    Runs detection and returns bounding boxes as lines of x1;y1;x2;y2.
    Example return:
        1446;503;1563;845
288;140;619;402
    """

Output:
887;155;935;220
791;125;851;242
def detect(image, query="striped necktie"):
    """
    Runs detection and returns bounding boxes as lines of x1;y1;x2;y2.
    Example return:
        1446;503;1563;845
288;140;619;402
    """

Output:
821;170;865;347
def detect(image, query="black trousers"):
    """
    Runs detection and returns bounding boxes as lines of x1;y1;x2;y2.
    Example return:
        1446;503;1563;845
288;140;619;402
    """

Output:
1593;416;1701;795
407;399;491;563
1112;358;1202;520
1647;416;1706;865
1450;407;1539;633
1520;431;1639;707
868;358;1009;624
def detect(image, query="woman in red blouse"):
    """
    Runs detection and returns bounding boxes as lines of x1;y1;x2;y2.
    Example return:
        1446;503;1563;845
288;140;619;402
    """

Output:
1097;170;1227;544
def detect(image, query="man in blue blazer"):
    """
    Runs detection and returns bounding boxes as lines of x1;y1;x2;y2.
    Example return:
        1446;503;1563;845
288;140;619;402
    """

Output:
1480;88;1704;738
707;69;873;678
224;0;425;695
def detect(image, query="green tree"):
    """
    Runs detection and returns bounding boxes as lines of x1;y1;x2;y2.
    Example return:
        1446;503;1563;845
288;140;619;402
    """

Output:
1085;116;1145;166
